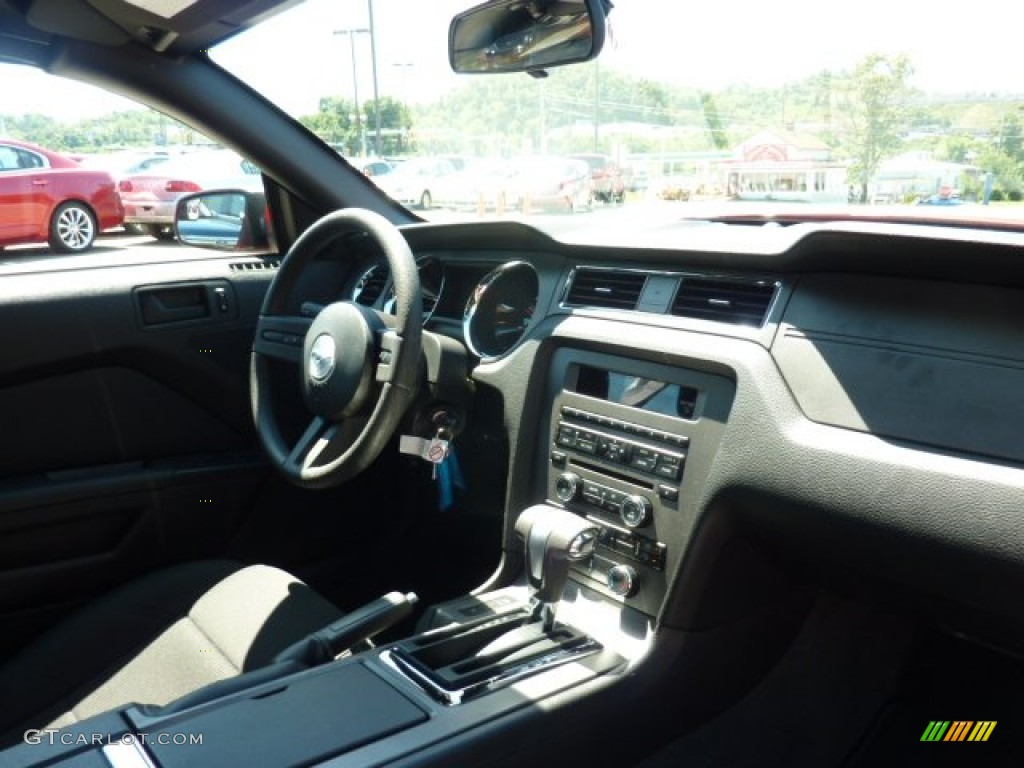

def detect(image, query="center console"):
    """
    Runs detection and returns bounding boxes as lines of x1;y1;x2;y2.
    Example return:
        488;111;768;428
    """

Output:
542;348;737;618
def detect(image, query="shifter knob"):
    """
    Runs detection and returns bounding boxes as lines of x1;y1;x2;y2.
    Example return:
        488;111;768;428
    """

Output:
515;505;599;608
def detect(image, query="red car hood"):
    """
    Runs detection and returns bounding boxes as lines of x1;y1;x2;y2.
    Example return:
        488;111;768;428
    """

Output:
677;201;1024;232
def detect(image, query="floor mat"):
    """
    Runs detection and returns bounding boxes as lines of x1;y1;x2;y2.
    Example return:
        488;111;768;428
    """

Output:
633;591;914;768
843;630;1024;768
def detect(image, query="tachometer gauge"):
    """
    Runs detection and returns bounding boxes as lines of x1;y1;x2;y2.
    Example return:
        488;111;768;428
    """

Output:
463;261;539;360
350;256;444;324
351;263;389;305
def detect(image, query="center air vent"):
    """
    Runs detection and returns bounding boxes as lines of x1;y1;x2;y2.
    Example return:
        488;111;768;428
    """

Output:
564;268;647;310
671;277;777;326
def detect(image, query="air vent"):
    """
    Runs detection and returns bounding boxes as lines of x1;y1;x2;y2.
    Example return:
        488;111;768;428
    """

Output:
564;268;647;310
671;277;776;326
229;259;280;272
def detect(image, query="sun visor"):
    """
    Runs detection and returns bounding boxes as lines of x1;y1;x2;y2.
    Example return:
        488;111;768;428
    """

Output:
26;0;130;46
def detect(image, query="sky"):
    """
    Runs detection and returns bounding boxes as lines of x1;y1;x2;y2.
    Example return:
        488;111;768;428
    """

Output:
1;0;1021;121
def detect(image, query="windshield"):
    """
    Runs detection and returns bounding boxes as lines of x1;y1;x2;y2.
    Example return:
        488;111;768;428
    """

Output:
4;0;1023;231
208;0;1024;228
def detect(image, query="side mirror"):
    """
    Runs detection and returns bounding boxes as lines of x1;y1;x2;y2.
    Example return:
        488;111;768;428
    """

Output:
173;190;273;252
450;0;607;75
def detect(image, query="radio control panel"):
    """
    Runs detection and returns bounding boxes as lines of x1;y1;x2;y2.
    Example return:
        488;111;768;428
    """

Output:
538;349;737;619
547;403;687;616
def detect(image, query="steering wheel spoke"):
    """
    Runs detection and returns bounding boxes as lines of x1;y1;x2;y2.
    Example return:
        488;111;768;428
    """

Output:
254;314;312;363
285;417;337;473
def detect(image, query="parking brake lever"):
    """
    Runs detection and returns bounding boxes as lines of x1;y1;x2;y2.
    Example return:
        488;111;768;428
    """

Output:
274;591;419;667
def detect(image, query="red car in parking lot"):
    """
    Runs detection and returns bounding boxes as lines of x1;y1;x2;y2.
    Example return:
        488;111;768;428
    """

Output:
0;138;124;252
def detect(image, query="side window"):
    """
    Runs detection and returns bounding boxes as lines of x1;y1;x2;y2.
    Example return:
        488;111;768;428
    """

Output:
0;146;19;172
1;62;266;260
15;149;46;169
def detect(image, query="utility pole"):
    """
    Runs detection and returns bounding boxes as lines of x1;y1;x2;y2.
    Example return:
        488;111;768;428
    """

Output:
334;28;369;157
367;0;382;157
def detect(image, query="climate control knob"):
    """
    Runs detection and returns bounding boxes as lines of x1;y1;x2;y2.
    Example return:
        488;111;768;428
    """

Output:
554;472;582;503
619;494;652;528
607;564;639;597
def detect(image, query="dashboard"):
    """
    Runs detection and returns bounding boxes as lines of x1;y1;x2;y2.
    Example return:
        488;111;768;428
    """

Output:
324;217;1024;651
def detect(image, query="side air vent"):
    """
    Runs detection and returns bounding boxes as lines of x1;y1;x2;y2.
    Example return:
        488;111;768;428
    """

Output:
229;259;280;272
564;268;647;310
671;277;777;326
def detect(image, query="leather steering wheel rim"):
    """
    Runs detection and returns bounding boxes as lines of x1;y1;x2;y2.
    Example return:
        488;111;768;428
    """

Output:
250;208;422;489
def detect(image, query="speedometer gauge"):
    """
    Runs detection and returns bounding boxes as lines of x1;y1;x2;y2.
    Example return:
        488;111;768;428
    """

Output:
463;261;539;360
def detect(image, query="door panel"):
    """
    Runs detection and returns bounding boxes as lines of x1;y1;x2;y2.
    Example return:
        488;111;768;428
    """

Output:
0;256;277;656
0;169;35;242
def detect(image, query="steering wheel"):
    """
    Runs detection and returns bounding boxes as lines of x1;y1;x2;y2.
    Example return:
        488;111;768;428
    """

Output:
251;208;422;489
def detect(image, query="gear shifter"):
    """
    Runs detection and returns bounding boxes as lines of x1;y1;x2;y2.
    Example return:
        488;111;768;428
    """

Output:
384;506;605;705
515;504;599;631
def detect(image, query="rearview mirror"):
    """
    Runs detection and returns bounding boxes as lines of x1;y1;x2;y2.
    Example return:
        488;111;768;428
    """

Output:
450;0;607;75
174;190;272;252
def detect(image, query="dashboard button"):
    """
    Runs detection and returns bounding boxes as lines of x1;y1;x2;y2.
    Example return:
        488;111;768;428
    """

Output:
654;461;681;480
554;472;582;503
657;484;679;502
556;425;576;447
607;564;639;597
620;494;652;528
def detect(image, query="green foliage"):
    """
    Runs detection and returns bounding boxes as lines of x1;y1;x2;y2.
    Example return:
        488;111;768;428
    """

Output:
363;97;412;155
699;93;729;150
836;53;914;201
997;112;1024;162
298;96;358;152
0;109;188;152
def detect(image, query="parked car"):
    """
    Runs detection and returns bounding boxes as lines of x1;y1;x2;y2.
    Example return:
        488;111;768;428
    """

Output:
0;138;124;252
569;152;625;203
917;193;964;206
76;150;173;233
75;149;172;178
374;156;457;209
343;156;393;178
515;155;594;213
118;149;260;239
432;158;520;212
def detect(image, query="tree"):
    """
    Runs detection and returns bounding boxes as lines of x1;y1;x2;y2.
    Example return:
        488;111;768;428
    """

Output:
837;54;913;202
699;92;729;150
298;96;358;153
363;97;413;155
998;112;1024;162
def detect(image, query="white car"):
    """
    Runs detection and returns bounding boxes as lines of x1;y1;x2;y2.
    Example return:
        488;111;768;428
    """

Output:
374;157;457;209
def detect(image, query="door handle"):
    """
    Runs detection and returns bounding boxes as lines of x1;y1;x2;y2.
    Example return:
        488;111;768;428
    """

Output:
136;285;210;326
134;281;236;327
31;179;48;186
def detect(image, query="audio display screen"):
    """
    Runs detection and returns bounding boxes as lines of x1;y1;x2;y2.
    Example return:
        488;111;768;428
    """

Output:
576;365;698;419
